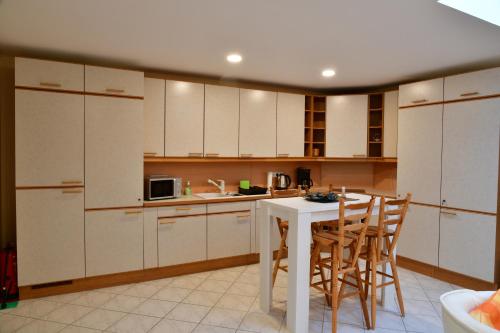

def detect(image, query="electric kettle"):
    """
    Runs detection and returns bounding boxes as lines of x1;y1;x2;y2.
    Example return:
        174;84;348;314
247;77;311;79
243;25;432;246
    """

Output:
276;173;292;190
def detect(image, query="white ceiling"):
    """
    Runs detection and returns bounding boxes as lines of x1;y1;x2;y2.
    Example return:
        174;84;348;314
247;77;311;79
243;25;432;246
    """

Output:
1;0;500;89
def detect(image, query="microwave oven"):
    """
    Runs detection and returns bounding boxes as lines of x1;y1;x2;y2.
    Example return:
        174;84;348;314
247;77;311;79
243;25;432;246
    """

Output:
144;176;182;200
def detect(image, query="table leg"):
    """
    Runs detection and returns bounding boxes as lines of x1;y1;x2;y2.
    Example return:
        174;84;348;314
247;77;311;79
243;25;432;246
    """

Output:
286;212;311;333
259;207;273;313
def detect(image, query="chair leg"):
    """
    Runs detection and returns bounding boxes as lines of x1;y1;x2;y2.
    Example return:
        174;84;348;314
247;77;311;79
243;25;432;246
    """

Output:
355;262;371;330
318;253;331;307
389;253;405;316
364;239;371;299
370;242;377;329
272;233;286;286
310;242;320;283
331;246;339;333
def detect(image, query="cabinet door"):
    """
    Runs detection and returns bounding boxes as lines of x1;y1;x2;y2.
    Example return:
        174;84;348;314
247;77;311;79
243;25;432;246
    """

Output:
158;215;207;266
85;65;144;97
383;90;398;158
204;85;239;157
397;104;442;205
144;208;158;269
15;90;84;187
239;89;277;157
439;209;496;282
164;80;204;157
397;204;440;266
398;78;444;107
85;96;143;209
277;93;305;157
441;99;500;213
85;209;143;277
326;95;368;157
16;188;84;286
207;212;251;259
15;57;84;92
444;67;500;102
144;78;165;157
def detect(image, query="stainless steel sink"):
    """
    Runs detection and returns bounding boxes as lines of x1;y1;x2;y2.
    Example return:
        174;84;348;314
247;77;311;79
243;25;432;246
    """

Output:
195;192;243;199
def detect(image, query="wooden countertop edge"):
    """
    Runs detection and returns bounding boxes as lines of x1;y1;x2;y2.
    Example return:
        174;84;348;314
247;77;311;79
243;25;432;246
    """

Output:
144;157;398;163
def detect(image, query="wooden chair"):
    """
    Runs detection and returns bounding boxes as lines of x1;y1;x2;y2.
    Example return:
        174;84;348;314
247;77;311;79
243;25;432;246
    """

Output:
310;197;375;332
360;193;411;329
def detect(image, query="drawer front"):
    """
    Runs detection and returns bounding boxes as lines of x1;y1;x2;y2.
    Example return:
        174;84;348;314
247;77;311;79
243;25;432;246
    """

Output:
207;201;252;214
398;78;444;107
15;57;84;92
444;67;500;101
158;204;206;217
207;212;251;259
158;215;207;266
143;208;158;269
85;65;144;97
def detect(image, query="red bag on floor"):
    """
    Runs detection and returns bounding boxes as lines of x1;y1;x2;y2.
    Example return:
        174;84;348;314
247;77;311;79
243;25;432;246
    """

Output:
0;246;19;305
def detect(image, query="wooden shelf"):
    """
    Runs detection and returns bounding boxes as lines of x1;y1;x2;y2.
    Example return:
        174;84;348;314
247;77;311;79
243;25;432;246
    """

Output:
368;93;384;157
369;141;383;144
305;95;327;157
144;157;398;164
369;126;382;129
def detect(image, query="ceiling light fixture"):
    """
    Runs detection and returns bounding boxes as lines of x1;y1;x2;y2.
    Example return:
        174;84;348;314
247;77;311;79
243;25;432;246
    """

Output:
322;69;336;77
226;53;242;63
437;0;500;27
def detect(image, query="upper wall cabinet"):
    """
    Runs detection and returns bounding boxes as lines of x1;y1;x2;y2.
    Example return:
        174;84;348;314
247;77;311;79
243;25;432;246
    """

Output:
85;65;144;97
15;57;84;92
398;78;443;107
383;90;398;157
326;95;368;158
204;85;239;157
144;78;165;157
164;80;204;157
444;67;500;101
239;89;277;157
277;93;305;157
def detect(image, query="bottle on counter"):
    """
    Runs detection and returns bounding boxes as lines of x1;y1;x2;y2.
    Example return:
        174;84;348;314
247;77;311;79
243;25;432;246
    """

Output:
185;180;192;196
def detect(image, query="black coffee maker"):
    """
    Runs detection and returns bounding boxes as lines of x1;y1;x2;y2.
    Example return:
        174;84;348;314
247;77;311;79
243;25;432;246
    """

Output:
297;167;313;190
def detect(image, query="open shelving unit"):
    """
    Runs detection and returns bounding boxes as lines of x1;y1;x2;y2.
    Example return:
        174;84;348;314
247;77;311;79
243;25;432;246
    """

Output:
367;93;384;157
305;95;326;157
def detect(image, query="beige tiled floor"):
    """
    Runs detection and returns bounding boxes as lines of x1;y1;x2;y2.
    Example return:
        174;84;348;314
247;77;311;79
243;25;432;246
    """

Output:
0;261;454;333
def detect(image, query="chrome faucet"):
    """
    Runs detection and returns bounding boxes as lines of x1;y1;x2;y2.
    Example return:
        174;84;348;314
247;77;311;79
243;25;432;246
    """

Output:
208;179;225;194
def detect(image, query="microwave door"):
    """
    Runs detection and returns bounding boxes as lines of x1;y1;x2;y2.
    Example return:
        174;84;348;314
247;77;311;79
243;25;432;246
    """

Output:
151;179;174;199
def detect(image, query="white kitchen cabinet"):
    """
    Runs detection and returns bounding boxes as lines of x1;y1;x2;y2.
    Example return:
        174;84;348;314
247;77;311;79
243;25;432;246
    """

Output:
85;209;144;277
15;57;84;92
164;80;205;157
383;90;398;157
277;92;305;157
85;95;143;209
398;78;444;107
444;67;500;102
207;202;252;259
397;104;443;205
326;95;368;157
239;89;277;157
16;188;84;286
144;78;165;157
85;65;144;97
398;204;440;266
204;85;239;157
439;209;496;282
441;99;500;213
143;207;158;269
158;214;207;266
15;90;84;187
158;204;206;217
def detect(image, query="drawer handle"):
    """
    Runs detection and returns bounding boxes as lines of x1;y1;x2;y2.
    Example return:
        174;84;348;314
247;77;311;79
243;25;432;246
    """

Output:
236;214;251;218
206;153;219;157
277;154;289;157
411;99;428;104
440;211;457;216
61;180;83;185
62;189;83;194
175;207;191;211
105;88;125;94
39;82;61;88
188;153;203;157
240;154;253;158
460;92;479;97
159;220;176;225
144;152;157;157
352;154;366;158
125;210;142;215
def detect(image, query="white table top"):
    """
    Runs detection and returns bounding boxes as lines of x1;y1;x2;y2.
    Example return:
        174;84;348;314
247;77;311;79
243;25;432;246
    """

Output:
259;192;378;213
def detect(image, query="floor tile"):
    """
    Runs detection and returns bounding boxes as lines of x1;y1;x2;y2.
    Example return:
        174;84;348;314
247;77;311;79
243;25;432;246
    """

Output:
197;279;233;293
402;313;443;333
167;303;211;323
16;319;66;333
236;272;260;285
209;270;241;282
107;313;160;333
215;294;255;311
43;292;84;304
131;299;177;317
143;277;174;288
431;301;443;318
183;290;224;307
73;309;126;330
119;283;161;298
101;295;146;312
322;322;365;333
44;304;94;324
170;276;206;289
402;299;439;317
60;326;102;333
227;282;259;297
0;314;33;333
71;291;115;308
9;299;62;319
149;318;197;333
201;307;246;329
239;311;283;333
152;286;192;302
193;324;236;333
371;310;405;331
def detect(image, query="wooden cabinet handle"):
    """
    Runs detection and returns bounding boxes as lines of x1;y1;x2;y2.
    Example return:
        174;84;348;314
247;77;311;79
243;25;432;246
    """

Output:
175;207;191;211
144;152;157;157
440;210;457;216
411;99;428;104
62;189;83;194
205;153;219;157
352;154;366;158
61;180;83;185
188;153;203;157
125;210;142;215
460;92;479;97
159;220;176;225
277;154;289;157
240;154;253;158
105;88;125;93
236;214;251;218
39;82;61;88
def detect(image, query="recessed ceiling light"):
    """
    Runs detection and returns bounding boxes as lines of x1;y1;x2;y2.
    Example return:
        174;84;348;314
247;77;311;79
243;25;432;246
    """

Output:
226;53;242;63
322;69;336;77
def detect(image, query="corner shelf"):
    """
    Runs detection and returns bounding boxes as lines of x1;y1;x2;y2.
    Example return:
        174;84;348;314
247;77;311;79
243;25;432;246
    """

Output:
367;93;384;157
305;95;326;157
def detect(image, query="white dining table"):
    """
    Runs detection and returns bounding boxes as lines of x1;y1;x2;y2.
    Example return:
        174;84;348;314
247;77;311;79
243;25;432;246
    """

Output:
258;193;397;333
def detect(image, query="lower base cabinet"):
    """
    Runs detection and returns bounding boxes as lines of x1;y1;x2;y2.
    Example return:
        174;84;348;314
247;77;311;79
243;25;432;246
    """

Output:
207;212;251;260
398;204;440;266
158;215;207;266
439;209;496;282
85;209;143;277
16;188;85;286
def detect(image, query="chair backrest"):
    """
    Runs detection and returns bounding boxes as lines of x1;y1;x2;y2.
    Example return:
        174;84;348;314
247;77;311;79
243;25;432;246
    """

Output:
374;193;412;260
336;197;375;266
269;186;301;198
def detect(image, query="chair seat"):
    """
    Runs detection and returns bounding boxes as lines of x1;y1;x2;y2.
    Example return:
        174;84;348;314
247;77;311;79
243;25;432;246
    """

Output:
313;231;356;247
